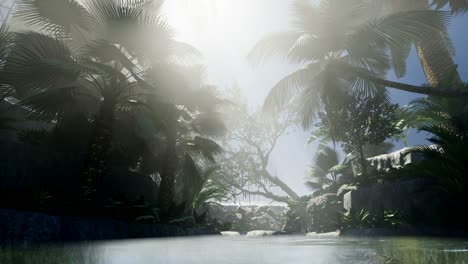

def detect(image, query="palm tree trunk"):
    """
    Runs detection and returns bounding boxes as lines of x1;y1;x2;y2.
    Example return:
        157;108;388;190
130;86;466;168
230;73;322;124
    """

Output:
391;0;464;88
158;130;178;219
82;101;115;199
361;75;468;96
416;33;464;88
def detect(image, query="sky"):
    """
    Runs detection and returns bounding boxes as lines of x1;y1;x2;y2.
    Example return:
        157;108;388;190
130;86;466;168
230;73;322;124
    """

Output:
162;1;468;197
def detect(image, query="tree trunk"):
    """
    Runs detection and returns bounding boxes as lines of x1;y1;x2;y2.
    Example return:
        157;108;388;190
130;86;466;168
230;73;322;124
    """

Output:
357;143;368;179
261;170;300;201
158;130;178;219
82;101;115;200
392;0;464;88
361;75;468;96
416;33;464;88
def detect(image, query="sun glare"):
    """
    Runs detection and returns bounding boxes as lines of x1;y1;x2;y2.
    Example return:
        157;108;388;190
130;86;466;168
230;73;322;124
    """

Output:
163;0;257;46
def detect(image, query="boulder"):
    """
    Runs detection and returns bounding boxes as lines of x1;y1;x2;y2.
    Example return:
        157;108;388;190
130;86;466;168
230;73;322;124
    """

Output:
307;193;339;209
251;214;281;231
306;194;342;233
342;178;447;225
365;146;428;174
205;205;288;232
282;196;311;233
246;230;277;237
337;185;358;198
220;231;241;236
306;231;340;238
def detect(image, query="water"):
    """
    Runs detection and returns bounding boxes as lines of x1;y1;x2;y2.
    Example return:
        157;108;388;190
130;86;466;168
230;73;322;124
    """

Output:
1;235;468;263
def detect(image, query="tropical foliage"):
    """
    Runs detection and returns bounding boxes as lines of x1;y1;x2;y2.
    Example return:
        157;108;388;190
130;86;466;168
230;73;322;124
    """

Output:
0;0;226;222
251;0;463;131
315;92;400;178
0;0;467;234
306;146;345;190
215;87;300;203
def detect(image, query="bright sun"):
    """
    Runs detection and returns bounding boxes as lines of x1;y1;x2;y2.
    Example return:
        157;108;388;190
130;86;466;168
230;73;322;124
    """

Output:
163;0;254;44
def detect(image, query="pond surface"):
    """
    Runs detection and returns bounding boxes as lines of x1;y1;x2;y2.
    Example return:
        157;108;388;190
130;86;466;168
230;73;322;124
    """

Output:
2;235;468;263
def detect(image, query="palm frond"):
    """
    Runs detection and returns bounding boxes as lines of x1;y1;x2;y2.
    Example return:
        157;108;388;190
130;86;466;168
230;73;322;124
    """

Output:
313;146;339;174
305;180;324;190
263;62;322;113
345;10;451;79
13;86;83;121
247;31;304;65
291;0;320;32
15;0;92;34
166;41;203;65
306;130;332;152
328;164;348;174
390;42;411;78
191;112;226;138
348;10;450;51
308;167;328;180
431;0;468;15
0;24;12;59
119;0;164;10
295;79;324;129
5;32;81;96
82;0;141;27
184;136;224;163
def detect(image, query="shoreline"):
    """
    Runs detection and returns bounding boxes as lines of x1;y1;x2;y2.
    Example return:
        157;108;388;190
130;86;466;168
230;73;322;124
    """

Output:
0;209;219;248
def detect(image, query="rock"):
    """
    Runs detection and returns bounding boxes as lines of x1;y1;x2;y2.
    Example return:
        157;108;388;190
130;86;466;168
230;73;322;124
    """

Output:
364;146;429;174
307;193;338;210
282;196;311;233
206;205;287;232
342;178;446;225
343;191;352;211
306;231;340;238
307;194;342;233
246;230;277;237
236;206;246;215
221;231;241;236
251;214;281;231
255;206;270;215
235;213;244;220
337;184;358;198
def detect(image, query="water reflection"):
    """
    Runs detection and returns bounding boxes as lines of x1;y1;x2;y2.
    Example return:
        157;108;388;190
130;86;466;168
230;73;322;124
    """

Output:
1;236;468;264
0;244;103;264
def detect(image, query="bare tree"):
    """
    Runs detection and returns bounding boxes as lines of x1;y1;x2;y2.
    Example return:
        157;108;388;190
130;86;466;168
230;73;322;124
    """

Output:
217;88;300;204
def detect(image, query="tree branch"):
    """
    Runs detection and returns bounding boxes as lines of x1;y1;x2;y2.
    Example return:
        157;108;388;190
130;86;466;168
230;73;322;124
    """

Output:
264;124;288;164
235;186;290;204
260;169;300;200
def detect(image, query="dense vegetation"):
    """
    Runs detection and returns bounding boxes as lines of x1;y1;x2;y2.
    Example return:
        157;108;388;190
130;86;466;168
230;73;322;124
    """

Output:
0;0;467;234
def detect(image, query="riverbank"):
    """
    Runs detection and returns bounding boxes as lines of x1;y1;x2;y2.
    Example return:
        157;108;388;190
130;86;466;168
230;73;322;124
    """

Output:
340;225;468;238
0;209;218;247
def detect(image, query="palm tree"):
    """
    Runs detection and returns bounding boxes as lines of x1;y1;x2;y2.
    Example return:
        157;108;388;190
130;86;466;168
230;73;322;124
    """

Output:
413;118;468;195
182;165;228;223
0;24;13;99
136;65;225;217
249;0;465;129
376;0;467;88
5;0;200;198
306;146;345;190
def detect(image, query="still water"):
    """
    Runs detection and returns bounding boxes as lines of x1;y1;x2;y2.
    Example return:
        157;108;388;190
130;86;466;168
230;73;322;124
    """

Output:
1;235;468;264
